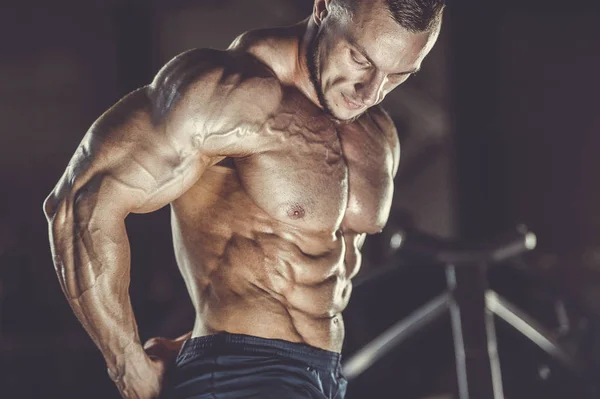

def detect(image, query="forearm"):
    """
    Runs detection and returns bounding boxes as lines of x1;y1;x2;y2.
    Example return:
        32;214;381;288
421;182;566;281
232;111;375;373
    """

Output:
47;196;146;376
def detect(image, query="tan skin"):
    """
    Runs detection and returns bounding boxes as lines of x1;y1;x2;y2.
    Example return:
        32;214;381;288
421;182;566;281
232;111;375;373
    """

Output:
43;0;441;397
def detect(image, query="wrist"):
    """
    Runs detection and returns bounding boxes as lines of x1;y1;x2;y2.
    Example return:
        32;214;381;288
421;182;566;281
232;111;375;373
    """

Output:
107;343;149;382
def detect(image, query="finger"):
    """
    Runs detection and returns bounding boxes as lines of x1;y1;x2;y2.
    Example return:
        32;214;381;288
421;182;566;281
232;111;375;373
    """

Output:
144;338;172;361
143;337;166;351
174;331;192;343
144;337;185;365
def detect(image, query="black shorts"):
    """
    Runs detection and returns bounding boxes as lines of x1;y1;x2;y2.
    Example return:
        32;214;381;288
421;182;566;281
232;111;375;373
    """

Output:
163;332;348;399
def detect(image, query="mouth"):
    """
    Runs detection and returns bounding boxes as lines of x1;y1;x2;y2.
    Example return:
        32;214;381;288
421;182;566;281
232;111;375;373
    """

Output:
341;93;364;111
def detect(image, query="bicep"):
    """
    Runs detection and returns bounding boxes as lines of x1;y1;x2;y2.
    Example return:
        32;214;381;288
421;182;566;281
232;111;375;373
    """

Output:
390;130;400;178
383;113;401;178
50;49;280;217
55;87;208;217
357;232;368;250
370;107;400;178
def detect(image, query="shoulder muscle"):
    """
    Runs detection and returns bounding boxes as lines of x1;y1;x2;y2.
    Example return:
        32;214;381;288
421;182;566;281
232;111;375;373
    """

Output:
149;48;283;157
50;48;283;217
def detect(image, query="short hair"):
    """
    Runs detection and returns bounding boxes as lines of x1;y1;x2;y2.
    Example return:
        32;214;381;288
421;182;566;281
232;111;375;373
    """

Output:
345;0;445;32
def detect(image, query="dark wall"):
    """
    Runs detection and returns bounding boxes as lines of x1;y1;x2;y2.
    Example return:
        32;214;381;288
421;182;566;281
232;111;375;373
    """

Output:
452;2;600;241
1;1;600;398
450;1;600;310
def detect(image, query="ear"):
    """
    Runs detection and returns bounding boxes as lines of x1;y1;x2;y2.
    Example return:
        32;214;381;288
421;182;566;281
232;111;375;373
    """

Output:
313;0;331;25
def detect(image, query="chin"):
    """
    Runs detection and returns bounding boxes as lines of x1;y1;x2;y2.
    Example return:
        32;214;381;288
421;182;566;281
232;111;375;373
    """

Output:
323;94;362;122
333;105;365;122
337;110;360;122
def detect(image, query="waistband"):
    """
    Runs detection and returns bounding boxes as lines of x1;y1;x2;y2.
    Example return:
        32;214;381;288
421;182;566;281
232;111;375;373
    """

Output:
177;332;342;372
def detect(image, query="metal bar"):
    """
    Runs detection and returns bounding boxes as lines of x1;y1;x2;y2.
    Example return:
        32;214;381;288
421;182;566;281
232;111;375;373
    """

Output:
485;307;505;399
448;295;469;399
399;227;536;265
486;290;577;370
447;264;499;399
342;292;451;381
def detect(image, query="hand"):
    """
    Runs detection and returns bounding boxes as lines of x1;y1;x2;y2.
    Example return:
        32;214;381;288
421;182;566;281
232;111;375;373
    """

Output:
108;349;166;399
107;332;192;399
143;331;192;366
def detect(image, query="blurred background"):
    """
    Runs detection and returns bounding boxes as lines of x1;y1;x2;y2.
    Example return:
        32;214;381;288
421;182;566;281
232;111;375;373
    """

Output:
1;0;599;398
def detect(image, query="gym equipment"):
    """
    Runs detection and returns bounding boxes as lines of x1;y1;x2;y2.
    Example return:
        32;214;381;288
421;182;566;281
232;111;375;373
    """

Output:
343;226;590;399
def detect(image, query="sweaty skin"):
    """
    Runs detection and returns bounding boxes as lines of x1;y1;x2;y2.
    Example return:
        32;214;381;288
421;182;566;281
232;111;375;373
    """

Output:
44;1;440;397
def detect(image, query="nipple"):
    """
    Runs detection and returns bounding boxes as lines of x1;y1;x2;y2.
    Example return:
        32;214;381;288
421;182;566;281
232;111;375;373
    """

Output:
287;203;306;220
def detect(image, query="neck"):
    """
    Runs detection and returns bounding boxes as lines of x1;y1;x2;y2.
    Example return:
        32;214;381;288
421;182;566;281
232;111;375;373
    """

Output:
289;17;324;111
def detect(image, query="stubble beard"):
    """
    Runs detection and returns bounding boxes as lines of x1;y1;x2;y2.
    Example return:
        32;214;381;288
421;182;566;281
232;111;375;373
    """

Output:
306;33;365;124
306;31;342;121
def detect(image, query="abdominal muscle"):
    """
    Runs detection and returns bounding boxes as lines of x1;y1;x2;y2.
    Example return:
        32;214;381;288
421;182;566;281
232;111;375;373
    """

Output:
170;166;360;353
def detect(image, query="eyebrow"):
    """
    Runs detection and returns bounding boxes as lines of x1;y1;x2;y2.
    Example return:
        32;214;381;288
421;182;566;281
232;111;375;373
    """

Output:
349;39;420;76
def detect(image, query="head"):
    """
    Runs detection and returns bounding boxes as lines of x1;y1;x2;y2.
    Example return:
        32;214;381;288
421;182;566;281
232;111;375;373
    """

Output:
307;0;444;121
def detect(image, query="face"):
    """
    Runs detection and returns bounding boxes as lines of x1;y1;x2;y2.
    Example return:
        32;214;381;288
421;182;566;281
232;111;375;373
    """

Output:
308;0;441;121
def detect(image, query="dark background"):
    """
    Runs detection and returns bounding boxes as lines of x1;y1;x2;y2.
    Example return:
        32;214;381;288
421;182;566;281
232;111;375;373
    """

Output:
1;0;599;398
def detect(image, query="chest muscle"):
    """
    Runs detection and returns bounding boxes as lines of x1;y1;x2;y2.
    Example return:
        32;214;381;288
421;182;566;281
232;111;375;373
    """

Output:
233;92;394;234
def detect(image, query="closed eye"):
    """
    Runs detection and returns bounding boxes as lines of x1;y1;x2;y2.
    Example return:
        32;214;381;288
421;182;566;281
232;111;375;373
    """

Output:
350;49;370;68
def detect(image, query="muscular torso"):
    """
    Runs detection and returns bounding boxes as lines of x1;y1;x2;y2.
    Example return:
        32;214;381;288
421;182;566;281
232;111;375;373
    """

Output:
171;90;395;352
169;33;397;353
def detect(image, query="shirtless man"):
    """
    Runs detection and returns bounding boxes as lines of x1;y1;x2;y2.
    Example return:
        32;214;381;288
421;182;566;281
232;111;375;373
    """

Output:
44;0;444;397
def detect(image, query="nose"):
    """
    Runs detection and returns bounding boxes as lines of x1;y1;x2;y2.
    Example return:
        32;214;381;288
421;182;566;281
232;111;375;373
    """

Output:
354;72;385;107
